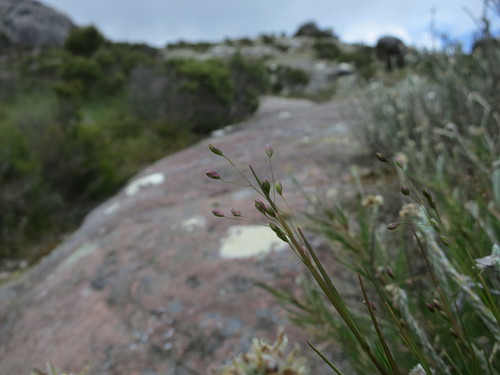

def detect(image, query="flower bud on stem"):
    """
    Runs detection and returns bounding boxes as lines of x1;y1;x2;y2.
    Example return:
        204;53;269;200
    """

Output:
208;144;224;156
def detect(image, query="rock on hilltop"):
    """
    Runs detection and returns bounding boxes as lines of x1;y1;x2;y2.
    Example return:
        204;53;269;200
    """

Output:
0;0;74;49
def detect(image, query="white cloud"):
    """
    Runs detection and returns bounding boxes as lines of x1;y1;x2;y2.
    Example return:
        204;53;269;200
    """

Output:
342;21;412;45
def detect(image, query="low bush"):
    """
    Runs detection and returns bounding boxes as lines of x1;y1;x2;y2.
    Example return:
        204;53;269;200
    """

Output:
313;40;342;60
339;46;375;80
163;57;235;133
166;40;215;52
60;56;101;89
228;53;269;119
270;65;309;94
64;25;106;57
127;55;269;134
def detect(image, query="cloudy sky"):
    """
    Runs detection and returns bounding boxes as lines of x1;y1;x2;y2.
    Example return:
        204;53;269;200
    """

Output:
42;0;498;50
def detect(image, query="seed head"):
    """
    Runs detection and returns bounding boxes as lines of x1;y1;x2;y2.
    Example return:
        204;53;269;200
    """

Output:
264;205;276;218
439;311;450;321
400;319;409;331
212;209;224;217
261;178;271;195
401;186;410;196
399;203;420;218
422;188;437;210
432;299;442;311
205;170;221;180
208;144;223;156
386;265;395;279
361;194;384;208
430;218;440;232
269;222;289;243
275;181;283;195
255;199;266;214
387;222;399;230
231;208;241;217
426;302;436;313
363;300;377;311
440;235;450;246
449;328;460;339
265;144;273;158
376;152;389;162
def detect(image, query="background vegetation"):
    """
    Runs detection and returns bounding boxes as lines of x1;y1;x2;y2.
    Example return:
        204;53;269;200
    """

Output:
0;25;269;262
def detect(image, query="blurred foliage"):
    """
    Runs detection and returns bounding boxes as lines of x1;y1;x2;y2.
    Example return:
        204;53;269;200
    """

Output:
0;24;269;262
270;65;310;94
313;40;342;60
64;25;105;57
166;40;215;52
340;45;376;80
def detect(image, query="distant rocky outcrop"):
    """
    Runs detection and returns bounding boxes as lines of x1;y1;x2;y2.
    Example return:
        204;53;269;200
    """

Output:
294;21;335;38
0;0;74;50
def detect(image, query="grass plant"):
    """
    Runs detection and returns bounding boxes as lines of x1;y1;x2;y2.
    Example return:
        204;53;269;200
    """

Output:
206;136;499;374
206;41;499;372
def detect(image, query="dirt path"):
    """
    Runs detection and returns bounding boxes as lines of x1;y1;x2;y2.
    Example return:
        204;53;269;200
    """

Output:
0;96;366;375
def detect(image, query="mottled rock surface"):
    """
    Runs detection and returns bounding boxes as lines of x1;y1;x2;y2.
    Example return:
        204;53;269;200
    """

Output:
0;96;364;374
0;0;74;49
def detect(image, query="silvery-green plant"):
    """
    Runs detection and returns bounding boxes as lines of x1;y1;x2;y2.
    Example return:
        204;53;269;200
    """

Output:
213;329;309;375
207;143;499;375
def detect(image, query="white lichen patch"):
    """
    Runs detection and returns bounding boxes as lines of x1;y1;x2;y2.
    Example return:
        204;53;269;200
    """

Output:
104;201;120;215
125;172;165;196
219;225;288;259
278;111;291;119
59;242;99;270
181;216;206;232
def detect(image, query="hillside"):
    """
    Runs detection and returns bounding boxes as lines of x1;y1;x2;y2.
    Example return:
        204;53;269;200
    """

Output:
0;0;74;49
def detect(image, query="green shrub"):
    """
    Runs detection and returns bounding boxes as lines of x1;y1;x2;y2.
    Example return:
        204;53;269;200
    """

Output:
260;33;276;45
167;40;215;52
127;65;168;120
0;31;11;49
167;58;234;104
228;53;269;119
112;43;156;73
271;65;309;94
60;56;101;84
313;40;342;60
339;46;375;80
165;58;234;133
127;56;269;134
94;71;126;95
235;37;254;47
64;25;105;57
93;47;115;68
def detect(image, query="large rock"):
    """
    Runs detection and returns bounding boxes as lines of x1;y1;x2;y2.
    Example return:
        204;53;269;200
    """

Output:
0;97;361;374
0;0;74;50
294;21;335;38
